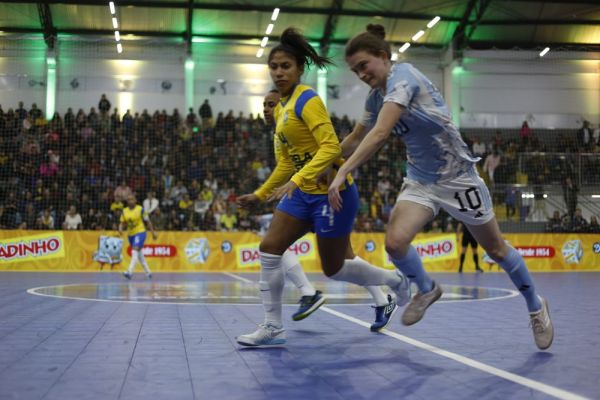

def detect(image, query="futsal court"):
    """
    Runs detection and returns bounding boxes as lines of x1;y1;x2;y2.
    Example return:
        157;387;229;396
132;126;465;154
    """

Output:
0;270;597;400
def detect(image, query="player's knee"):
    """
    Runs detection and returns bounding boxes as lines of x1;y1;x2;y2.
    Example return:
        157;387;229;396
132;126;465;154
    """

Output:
385;234;410;258
484;239;508;261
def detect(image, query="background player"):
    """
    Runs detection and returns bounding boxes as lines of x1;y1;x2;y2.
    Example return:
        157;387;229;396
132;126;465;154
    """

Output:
329;24;553;350
119;194;157;280
457;221;484;273
263;89;400;330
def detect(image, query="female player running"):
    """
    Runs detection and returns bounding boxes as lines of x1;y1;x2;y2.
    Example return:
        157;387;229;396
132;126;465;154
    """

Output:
262;89;400;330
328;24;553;350
119;194;157;280
236;28;409;347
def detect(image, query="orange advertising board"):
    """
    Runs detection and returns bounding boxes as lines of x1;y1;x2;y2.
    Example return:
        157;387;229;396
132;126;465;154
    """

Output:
0;230;598;272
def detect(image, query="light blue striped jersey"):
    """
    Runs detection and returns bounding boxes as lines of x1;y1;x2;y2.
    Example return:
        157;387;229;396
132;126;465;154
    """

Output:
361;63;479;184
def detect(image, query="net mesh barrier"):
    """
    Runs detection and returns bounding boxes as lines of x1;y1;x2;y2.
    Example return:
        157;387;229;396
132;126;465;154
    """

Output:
0;43;598;234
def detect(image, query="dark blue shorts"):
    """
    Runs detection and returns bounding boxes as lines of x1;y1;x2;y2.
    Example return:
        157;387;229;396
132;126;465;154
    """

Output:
128;232;147;248
276;183;359;238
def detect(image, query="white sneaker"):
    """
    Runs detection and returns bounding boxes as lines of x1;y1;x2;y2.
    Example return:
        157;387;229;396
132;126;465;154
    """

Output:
530;297;554;350
236;323;286;347
390;271;412;307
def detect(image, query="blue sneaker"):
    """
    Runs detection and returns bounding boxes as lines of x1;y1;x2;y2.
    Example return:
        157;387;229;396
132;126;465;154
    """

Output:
292;290;326;321
236;323;286;347
122;272;132;280
370;295;398;332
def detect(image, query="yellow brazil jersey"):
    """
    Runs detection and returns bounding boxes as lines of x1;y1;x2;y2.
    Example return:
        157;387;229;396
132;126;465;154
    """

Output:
254;84;353;199
120;205;148;236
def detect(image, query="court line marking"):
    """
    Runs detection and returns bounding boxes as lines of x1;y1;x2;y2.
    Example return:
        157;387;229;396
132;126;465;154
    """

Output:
321;306;588;400
221;272;520;303
223;272;587;400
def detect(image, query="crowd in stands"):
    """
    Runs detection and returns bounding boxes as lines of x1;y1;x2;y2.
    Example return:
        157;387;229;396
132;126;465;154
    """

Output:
0;97;598;234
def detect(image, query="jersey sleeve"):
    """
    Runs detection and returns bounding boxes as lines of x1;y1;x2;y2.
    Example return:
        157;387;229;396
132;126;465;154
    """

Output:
119;212;125;224
383;66;420;108
290;94;341;187
254;145;295;200
360;91;378;130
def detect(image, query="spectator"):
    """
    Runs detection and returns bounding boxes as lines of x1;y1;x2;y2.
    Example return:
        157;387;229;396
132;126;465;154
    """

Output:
114;180;133;203
588;215;600;233
37;208;54;230
63;205;82;230
520;121;531;147
178;193;194;223
562;176;578;219
150;207;168;230
546;211;563;233
143;191;159;215
577;120;592;151
199;99;213;127
571;208;588;233
483;150;501;185
98;94;111;115
472;136;486;158
219;207;237;231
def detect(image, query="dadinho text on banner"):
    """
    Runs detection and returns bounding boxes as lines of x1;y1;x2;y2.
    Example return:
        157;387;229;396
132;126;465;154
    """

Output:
235;234;317;268
382;233;458;268
0;232;65;264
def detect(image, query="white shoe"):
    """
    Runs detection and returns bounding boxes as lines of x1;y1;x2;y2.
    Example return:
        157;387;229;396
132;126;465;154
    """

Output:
530;297;554;350
391;270;412;307
236;323;286;347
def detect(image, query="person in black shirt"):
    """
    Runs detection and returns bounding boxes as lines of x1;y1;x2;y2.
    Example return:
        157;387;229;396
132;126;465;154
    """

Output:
457;222;483;273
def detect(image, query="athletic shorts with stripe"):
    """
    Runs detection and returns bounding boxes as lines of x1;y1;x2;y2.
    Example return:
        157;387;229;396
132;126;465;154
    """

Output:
397;167;495;226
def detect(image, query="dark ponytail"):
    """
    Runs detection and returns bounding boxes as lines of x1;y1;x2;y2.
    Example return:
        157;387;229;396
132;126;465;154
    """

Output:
345;24;391;60
269;27;334;69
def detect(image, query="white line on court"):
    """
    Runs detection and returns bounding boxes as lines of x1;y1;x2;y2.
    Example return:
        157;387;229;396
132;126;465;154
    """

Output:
320;306;587;400
223;272;587;400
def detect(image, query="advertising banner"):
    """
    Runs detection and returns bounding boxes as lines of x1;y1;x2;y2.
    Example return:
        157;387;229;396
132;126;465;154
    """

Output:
1;230;598;272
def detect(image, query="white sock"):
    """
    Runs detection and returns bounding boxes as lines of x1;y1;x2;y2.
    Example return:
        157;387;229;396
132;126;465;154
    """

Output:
127;250;138;274
138;252;152;275
365;286;389;307
282;250;316;297
330;256;402;288
259;252;284;328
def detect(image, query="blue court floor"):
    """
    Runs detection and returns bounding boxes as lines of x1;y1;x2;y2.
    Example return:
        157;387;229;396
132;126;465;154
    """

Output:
0;271;597;400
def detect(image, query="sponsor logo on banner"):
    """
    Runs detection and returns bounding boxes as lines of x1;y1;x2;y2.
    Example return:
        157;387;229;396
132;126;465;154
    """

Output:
0;232;65;264
127;245;177;258
384;234;457;266
236;236;317;268
221;241;232;253
515;246;555;258
593;243;600;254
562;240;583;264
365;240;376;252
185;238;210;264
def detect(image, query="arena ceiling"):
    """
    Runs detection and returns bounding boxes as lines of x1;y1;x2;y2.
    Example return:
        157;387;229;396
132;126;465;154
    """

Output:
0;0;598;55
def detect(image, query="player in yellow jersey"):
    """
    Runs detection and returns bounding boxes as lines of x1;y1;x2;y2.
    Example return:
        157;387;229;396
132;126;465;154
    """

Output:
264;89;402;331
236;28;410;347
119;194;158;280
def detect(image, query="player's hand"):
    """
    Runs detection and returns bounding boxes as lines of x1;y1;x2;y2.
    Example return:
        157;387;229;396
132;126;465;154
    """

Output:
152;232;158;240
316;166;334;187
268;181;298;202
237;193;260;209
328;174;346;212
118;230;123;237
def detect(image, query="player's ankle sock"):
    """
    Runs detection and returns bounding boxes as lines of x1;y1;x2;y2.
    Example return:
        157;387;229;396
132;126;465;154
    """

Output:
284;262;316;297
473;254;480;269
497;246;541;312
390;246;433;293
127;250;138;274
259;252;284;327
138;252;151;275
365;286;389;307
330;256;402;288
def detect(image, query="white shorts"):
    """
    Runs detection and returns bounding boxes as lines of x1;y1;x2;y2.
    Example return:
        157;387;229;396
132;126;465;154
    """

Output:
397;168;495;226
